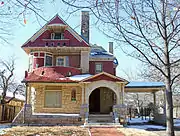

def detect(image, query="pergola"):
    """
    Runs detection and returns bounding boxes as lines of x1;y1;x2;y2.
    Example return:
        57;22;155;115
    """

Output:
125;81;165;105
124;81;166;124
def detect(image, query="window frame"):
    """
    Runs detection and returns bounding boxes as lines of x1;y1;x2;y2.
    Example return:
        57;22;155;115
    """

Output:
95;63;103;74
51;32;64;40
56;56;65;66
44;90;62;108
45;53;53;67
71;89;76;101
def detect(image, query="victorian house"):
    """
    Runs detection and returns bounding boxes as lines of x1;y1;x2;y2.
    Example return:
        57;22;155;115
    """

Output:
12;12;165;126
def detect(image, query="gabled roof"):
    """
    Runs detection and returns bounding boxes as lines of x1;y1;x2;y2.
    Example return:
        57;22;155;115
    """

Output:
81;72;128;83
22;14;89;48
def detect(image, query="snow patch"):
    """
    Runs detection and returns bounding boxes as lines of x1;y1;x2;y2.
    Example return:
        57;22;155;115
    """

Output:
33;113;80;117
69;74;92;81
126;81;165;88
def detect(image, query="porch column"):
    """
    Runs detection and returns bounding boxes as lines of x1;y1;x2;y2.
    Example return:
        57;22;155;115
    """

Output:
81;83;85;104
84;83;89;104
153;92;156;106
122;84;125;104
27;85;31;104
117;83;121;105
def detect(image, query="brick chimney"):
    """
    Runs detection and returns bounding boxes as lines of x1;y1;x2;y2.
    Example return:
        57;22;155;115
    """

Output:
109;42;113;54
81;11;89;43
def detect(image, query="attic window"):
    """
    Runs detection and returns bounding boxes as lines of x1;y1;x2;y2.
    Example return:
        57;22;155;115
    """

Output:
51;33;64;39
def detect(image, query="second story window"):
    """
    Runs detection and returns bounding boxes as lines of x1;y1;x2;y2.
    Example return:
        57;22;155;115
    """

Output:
51;33;64;39
45;54;52;66
95;63;103;74
56;56;69;67
56;57;64;66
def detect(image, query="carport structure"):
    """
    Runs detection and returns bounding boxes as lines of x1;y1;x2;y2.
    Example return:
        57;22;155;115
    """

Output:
125;81;166;124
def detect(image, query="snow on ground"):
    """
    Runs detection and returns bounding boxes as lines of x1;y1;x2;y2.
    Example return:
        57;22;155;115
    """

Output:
174;118;180;127
128;117;152;124
0;124;11;135
127;117;180;130
127;125;166;130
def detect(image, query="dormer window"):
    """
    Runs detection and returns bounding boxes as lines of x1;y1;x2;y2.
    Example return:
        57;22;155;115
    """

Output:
51;33;64;39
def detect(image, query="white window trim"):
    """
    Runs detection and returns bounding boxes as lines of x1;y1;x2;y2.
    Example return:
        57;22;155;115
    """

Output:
31;51;45;58
28;54;34;72
44;90;62;108
95;63;103;74
51;33;55;39
56;56;66;66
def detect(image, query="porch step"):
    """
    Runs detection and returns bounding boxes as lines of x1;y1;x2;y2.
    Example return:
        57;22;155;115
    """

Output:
88;114;114;123
84;123;122;128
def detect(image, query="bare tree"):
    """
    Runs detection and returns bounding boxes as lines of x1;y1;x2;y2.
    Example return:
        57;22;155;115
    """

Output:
0;0;47;44
61;0;180;135
0;57;24;121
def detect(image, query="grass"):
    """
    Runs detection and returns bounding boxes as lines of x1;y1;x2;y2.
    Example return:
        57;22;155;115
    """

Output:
1;126;89;136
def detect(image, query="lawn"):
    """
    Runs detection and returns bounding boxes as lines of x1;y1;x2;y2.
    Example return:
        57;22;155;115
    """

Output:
1;126;89;136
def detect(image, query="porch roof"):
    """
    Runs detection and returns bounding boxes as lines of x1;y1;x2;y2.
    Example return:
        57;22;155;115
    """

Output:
125;81;165;92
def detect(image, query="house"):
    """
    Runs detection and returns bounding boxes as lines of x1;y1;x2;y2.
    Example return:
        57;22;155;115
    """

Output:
12;12;166;126
0;89;25;122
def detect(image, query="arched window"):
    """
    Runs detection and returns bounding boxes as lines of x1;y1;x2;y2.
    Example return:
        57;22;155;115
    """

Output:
71;89;76;101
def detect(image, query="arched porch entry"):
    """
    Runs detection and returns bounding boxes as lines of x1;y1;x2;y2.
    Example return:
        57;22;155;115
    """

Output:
89;87;117;114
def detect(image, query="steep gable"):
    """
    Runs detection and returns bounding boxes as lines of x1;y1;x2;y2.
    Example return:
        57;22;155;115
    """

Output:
22;14;89;49
48;15;66;25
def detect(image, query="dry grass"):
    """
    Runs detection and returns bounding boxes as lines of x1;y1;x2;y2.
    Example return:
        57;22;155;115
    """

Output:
1;126;89;136
118;128;159;136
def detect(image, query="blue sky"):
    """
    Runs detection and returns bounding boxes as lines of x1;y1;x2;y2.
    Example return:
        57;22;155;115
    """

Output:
0;1;141;81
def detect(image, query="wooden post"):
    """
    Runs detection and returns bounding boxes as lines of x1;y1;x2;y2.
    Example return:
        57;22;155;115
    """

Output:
153;92;156;106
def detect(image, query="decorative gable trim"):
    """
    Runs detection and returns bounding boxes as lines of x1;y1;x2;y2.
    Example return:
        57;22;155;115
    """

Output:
81;72;128;83
22;14;89;48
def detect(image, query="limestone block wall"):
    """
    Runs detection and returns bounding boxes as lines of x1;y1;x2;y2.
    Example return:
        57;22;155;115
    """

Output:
12;104;83;125
32;84;82;113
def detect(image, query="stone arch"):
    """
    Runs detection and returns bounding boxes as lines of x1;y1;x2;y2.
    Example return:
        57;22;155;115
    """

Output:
85;80;121;104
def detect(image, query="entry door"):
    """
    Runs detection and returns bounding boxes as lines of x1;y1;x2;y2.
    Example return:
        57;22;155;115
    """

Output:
89;89;100;113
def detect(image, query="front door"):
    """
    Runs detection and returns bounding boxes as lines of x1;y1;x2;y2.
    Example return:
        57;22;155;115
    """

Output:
89;89;100;113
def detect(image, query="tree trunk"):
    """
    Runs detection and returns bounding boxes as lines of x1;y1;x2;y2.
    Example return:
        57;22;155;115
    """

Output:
165;78;175;136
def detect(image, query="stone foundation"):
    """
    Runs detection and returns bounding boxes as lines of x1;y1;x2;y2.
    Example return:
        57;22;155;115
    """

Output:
12;104;83;125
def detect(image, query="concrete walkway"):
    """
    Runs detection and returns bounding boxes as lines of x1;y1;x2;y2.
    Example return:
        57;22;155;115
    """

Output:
90;128;124;136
